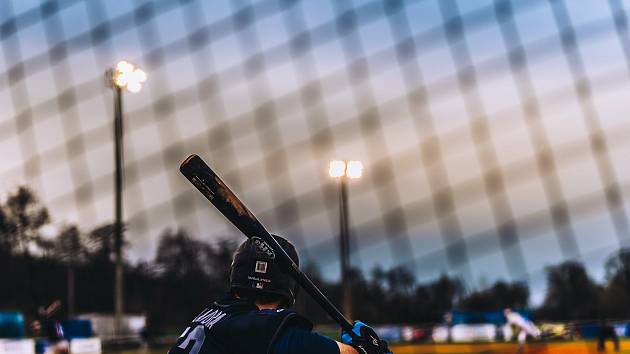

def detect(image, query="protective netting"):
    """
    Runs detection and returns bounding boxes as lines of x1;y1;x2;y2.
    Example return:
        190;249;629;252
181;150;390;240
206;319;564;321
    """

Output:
2;0;630;297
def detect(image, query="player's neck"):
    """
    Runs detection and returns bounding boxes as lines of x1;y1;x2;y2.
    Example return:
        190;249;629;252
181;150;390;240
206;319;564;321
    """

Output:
255;302;280;310
233;293;280;310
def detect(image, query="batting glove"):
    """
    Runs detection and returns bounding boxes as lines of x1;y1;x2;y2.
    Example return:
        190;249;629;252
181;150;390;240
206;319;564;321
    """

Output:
341;321;393;354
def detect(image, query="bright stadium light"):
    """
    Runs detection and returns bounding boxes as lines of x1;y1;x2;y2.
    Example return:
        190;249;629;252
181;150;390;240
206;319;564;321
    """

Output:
329;160;363;179
329;160;347;178
346;161;363;179
111;60;146;93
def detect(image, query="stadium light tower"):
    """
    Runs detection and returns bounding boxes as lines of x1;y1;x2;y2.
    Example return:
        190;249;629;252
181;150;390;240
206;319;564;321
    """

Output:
106;61;146;338
329;160;363;320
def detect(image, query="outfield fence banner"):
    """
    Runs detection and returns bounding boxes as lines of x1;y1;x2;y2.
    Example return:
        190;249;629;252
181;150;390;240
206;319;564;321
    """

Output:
0;339;35;354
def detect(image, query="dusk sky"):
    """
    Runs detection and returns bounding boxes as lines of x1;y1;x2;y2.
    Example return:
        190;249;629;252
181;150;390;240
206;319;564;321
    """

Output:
2;0;630;304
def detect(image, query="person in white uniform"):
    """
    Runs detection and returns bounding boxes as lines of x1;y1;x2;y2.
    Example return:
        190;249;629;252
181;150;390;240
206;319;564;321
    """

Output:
503;308;541;352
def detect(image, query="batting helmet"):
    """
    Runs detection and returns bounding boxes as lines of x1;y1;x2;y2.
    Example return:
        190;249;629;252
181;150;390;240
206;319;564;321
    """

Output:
229;235;299;306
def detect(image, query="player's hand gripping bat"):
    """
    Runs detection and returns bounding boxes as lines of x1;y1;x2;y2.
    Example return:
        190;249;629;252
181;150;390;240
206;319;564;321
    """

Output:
180;154;353;332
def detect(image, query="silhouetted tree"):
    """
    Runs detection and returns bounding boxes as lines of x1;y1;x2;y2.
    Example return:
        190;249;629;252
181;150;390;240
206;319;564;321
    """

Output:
430;274;464;314
601;249;630;318
155;229;210;277
538;261;600;320
459;281;529;311
204;238;237;286
0;206;13;254
385;266;416;296
2;186;49;255
86;223;116;262
52;225;87;262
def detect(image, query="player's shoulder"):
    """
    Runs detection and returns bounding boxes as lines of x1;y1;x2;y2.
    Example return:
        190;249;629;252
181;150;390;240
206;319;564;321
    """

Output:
212;294;312;327
258;308;312;329
217;306;312;331
258;308;297;318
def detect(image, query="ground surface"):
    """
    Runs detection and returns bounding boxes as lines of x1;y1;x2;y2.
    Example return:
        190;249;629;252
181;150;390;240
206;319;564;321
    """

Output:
390;340;630;354
113;340;630;354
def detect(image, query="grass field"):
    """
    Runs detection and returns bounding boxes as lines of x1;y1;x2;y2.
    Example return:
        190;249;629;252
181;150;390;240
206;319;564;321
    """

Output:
114;340;630;354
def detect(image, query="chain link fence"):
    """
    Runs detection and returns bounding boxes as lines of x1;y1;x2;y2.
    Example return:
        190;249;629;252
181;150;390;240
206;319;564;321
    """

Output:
2;0;630;298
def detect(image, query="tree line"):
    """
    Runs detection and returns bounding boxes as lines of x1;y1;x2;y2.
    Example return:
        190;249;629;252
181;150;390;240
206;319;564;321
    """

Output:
1;186;630;333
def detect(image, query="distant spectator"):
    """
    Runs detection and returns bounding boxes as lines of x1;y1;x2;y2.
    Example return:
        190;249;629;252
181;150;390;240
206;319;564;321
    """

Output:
140;326;153;352
443;312;453;343
597;320;619;353
32;300;70;354
567;321;580;340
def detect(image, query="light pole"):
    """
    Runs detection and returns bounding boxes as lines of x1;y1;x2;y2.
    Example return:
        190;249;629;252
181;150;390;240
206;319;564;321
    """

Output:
329;160;363;321
106;61;146;338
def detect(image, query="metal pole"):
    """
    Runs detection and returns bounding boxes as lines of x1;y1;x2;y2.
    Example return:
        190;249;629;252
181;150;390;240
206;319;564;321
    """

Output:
68;265;74;318
68;227;79;318
113;85;124;338
339;175;352;320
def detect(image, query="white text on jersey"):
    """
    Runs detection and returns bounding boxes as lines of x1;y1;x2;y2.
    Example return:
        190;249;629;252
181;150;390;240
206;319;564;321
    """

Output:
193;308;227;330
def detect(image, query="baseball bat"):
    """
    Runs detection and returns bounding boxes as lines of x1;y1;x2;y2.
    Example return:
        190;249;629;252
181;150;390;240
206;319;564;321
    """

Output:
179;154;353;332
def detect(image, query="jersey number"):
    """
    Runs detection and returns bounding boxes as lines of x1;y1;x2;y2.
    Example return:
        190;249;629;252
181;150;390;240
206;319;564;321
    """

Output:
178;325;206;354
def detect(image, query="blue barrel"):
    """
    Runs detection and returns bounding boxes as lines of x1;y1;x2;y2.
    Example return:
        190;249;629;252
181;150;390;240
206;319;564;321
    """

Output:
579;323;600;339
60;319;93;339
0;312;25;338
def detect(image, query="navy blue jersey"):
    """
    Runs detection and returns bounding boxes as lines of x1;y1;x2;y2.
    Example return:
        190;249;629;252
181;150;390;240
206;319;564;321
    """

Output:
168;294;339;354
39;316;64;343
272;327;338;354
